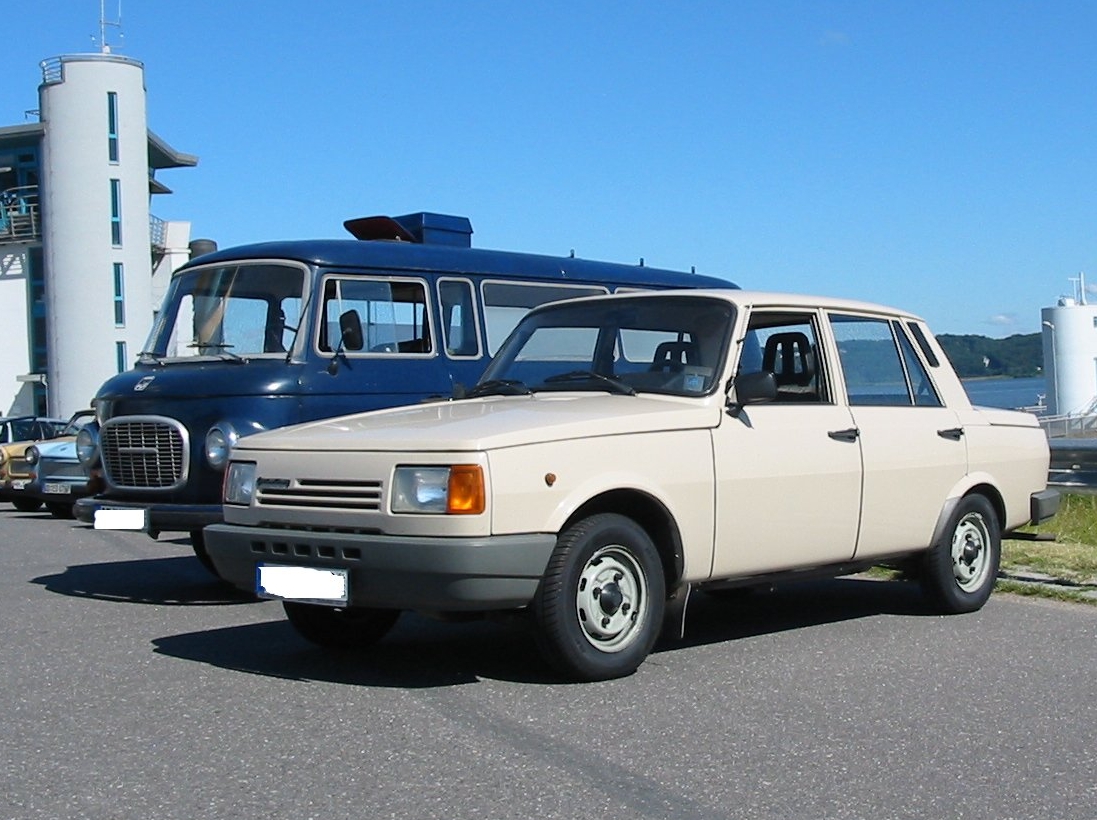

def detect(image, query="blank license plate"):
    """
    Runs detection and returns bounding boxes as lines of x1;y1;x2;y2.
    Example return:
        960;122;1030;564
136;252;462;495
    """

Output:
44;483;71;495
94;508;148;530
257;564;348;604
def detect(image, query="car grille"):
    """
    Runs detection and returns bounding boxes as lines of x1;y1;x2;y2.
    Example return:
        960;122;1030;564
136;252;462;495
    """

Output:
100;416;188;490
8;457;31;479
257;479;384;511
42;461;85;479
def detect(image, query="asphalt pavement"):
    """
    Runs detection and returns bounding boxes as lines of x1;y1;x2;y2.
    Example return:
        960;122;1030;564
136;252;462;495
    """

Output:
2;508;1095;820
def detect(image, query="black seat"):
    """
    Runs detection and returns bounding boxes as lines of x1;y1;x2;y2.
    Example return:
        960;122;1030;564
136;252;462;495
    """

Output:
650;341;699;373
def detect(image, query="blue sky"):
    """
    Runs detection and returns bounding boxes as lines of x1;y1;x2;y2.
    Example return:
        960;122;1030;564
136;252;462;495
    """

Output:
5;1;1097;337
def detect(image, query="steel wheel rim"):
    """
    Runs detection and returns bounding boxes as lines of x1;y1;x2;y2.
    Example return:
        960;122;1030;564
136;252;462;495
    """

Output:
951;511;992;592
574;545;648;653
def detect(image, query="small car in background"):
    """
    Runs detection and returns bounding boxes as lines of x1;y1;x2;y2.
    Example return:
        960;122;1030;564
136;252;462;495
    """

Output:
23;410;97;518
0;415;66;512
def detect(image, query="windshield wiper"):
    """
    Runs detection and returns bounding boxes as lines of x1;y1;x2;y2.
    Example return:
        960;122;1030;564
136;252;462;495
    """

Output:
137;350;165;366
542;370;636;396
186;342;247;363
466;379;533;398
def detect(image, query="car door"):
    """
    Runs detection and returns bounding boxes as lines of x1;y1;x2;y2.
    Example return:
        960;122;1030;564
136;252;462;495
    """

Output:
711;309;863;579
827;313;967;559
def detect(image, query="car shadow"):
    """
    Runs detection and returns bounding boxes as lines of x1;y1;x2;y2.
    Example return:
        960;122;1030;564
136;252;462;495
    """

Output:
149;576;935;688
31;556;257;607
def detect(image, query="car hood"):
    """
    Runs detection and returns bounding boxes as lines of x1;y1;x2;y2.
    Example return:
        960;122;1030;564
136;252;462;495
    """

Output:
34;437;77;459
235;393;723;454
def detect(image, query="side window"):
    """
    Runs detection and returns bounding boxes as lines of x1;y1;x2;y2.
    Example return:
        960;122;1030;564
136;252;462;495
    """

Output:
319;278;431;354
737;312;826;403
438;279;480;358
481;282;606;355
829;315;940;406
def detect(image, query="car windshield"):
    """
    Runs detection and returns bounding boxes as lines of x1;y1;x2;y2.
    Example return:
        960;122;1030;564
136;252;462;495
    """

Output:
474;295;734;398
141;262;308;360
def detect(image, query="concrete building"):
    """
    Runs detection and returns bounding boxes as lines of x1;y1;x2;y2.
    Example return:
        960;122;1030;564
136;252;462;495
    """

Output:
0;51;197;418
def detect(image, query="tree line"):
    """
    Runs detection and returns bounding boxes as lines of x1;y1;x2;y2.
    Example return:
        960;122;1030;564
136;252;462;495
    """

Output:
936;333;1041;378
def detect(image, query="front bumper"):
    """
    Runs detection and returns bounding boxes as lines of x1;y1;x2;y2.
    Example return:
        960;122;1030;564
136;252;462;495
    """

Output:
203;523;558;612
74;496;223;533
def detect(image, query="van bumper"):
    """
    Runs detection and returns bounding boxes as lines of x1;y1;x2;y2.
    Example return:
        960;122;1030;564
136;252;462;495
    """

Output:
203;523;557;611
74;496;223;533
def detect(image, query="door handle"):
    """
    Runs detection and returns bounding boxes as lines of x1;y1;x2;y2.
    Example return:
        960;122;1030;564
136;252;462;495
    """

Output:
937;427;964;441
828;427;859;442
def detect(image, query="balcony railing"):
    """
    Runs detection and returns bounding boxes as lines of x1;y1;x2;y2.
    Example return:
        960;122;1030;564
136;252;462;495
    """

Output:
0;186;41;244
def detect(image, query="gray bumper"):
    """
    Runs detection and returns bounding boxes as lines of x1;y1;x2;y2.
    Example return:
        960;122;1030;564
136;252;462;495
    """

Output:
1030;489;1060;525
203;523;558;612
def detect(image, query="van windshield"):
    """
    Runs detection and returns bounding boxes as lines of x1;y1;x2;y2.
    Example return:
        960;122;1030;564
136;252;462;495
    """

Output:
142;263;307;360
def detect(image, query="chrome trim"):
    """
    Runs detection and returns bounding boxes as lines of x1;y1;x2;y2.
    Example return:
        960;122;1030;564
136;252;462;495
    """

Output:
100;415;190;491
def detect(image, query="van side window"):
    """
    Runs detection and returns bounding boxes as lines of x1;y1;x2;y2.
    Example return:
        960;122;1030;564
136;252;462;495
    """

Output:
481;282;607;355
737;312;827;403
438;279;480;358
829;314;941;407
319;278;431;354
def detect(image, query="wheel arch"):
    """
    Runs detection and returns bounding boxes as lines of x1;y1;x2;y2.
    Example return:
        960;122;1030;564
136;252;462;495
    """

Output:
561;489;685;591
930;481;1005;549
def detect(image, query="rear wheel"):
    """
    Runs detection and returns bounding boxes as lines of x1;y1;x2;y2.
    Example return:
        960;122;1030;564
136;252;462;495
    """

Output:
533;513;665;681
11;498;42;513
920;495;1000;613
283;602;401;649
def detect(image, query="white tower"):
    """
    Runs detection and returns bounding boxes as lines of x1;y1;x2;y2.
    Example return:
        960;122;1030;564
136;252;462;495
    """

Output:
38;53;156;416
1041;274;1097;416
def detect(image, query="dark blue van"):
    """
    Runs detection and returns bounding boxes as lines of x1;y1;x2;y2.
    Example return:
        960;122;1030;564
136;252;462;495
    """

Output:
75;212;734;569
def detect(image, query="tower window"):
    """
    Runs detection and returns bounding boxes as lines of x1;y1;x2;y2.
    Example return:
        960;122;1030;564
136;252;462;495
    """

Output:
113;263;125;326
110;179;122;246
107;91;119;162
116;341;128;373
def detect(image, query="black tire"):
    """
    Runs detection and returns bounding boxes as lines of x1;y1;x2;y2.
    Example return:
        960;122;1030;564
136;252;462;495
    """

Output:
45;502;74;519
11;498;42;513
533;513;665;681
189;529;218;576
920;494;1000;614
283;601;400;650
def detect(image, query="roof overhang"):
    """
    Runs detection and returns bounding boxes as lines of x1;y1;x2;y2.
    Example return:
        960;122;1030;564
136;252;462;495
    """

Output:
147;130;198;170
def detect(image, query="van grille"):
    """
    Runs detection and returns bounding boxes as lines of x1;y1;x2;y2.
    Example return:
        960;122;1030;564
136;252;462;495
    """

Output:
101;416;188;490
257;479;383;511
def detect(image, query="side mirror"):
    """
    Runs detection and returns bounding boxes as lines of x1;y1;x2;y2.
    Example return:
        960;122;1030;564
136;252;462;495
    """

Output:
726;371;777;415
339;310;364;352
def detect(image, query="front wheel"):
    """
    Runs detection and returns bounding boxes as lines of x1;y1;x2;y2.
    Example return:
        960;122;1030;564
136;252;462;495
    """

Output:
11;498;42;513
189;529;217;576
533;513;665;681
283;602;401;650
45;502;74;519
920;495;1000;613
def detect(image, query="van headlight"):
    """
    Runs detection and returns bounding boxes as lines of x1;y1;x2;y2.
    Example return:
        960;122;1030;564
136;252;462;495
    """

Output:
391;465;485;514
224;462;257;506
76;425;100;467
205;423;239;470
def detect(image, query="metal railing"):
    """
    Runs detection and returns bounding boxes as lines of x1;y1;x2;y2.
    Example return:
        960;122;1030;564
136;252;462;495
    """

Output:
0;186;41;244
149;213;166;251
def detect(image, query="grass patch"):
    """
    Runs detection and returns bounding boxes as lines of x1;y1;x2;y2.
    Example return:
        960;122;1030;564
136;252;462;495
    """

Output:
1010;492;1097;581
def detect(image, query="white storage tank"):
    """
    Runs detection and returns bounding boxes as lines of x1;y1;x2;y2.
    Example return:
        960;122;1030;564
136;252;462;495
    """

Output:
1042;283;1097;415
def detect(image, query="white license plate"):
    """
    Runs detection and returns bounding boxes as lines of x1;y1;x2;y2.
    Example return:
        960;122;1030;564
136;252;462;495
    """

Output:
44;483;72;495
257;564;349;604
94;508;148;531
11;480;27;491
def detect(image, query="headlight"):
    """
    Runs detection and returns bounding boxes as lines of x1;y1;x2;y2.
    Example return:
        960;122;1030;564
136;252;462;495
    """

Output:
391;465;485;515
25;445;40;466
205;423;239;470
76;425;100;467
224;462;257;506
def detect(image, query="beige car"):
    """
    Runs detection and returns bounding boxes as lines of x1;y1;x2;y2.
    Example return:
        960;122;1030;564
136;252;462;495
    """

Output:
205;289;1058;681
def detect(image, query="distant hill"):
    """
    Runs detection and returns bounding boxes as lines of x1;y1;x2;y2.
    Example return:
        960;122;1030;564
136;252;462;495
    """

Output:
936;333;1042;378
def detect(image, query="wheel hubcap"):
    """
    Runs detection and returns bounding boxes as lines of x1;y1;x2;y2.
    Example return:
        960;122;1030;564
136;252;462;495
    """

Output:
575;546;648;652
951;511;992;592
